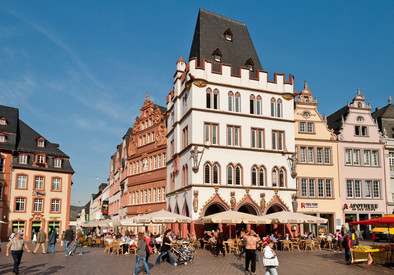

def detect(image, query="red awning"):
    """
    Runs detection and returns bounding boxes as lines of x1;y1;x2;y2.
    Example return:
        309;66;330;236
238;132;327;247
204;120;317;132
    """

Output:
349;217;394;227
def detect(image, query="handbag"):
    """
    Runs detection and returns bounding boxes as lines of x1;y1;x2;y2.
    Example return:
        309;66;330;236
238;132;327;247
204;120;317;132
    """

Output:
263;248;279;267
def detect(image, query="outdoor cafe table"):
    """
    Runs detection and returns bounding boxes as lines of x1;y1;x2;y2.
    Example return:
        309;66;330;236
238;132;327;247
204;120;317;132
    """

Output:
350;248;382;267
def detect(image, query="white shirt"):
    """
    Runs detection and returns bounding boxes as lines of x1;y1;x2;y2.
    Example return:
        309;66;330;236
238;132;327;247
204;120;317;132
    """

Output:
263;246;275;259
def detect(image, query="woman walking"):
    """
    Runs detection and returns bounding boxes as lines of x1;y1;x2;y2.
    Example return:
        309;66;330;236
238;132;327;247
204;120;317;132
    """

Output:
134;232;150;275
263;239;278;275
155;229;176;266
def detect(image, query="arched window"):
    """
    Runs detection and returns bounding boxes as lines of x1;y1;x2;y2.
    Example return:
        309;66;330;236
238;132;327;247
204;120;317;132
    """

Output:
250;94;255;114
204;163;211;184
277;98;282;118
213;164;219;184
228;91;234;112
256;96;262;115
270;98;276;117
272;168;278;187
251;167;257;186
206;88;212;108
259;167;265;186
227;165;233;185
235;166;241;185
213;89;219;110
235;92;240;112
279;168;285;187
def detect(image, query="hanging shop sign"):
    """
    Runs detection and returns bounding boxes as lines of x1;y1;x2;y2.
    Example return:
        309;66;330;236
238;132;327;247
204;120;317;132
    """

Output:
301;202;319;208
102;200;109;215
343;203;378;211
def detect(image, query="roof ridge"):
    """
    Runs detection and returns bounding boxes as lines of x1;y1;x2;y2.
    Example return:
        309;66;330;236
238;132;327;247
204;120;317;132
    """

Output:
199;8;246;26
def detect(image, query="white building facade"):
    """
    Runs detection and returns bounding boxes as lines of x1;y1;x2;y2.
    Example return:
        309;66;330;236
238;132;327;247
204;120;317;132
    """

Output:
166;9;298;237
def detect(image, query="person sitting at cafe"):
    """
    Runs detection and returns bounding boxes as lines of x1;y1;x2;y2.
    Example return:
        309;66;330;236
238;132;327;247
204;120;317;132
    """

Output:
284;233;290;241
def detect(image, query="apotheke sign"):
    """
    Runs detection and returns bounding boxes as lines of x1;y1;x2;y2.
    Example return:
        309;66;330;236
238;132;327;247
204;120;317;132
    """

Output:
343;203;378;211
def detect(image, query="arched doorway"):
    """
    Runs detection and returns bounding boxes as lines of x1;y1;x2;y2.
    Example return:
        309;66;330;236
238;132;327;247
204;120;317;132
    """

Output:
203;203;226;231
236;204;259;235
204;203;226;217
265;204;285;235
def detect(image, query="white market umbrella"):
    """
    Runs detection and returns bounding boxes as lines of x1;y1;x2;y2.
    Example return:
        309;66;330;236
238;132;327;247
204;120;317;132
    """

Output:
132;209;192;224
197;210;272;224
264;211;328;224
120;217;144;227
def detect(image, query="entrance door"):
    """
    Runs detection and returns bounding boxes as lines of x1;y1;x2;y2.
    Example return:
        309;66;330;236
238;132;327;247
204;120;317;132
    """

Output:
31;221;42;240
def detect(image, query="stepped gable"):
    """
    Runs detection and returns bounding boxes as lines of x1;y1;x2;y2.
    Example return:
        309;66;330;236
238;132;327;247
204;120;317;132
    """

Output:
189;8;263;76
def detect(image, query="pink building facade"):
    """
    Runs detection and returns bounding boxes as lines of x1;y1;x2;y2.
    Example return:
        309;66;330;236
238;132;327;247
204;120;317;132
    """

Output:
328;90;387;238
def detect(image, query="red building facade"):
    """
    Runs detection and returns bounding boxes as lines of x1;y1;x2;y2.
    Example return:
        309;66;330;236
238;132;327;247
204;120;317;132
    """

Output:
120;94;167;233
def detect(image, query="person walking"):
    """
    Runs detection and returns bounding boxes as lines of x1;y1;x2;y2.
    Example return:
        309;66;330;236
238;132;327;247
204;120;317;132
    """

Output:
155;229;176;266
33;228;46;254
343;233;353;265
64;226;74;256
6;232;31;274
72;229;84;255
60;231;65;247
244;230;260;275
263;239;278;275
47;229;57;253
214;229;225;257
134;232;151;275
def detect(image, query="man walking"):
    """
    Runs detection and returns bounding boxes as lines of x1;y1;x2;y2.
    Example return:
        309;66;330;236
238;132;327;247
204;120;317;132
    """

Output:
6;232;31;274
64;226;74;256
33;228;46;254
47;229;57;253
244;230;260;275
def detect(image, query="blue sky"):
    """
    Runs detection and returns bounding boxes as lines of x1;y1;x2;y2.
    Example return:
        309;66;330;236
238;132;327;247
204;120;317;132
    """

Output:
1;1;393;206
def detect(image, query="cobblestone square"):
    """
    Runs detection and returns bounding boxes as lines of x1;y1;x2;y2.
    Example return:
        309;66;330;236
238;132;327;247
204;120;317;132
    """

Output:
0;243;393;274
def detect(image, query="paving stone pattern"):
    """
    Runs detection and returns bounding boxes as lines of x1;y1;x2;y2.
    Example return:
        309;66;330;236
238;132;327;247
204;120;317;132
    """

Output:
0;243;392;274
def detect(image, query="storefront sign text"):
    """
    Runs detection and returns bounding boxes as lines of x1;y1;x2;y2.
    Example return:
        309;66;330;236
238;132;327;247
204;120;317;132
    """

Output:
301;202;318;208
343;203;378;211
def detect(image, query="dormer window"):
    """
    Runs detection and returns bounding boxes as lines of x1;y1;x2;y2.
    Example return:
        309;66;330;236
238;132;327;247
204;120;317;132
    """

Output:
54;158;62;168
37;138;45;148
223;28;233;41
19;154;28;164
0;117;6;125
245;58;254;71
37;155;45;164
0;134;5;143
213;48;222;62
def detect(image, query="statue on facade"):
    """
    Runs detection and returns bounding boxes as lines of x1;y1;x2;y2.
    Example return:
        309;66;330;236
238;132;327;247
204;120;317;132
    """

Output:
230;192;236;210
193;190;199;213
190;146;203;172
142;157;148;171
260;193;266;212
289;153;298;178
292;193;298;213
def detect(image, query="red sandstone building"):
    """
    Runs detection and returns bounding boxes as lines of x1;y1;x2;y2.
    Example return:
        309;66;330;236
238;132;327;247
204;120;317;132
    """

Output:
119;94;167;233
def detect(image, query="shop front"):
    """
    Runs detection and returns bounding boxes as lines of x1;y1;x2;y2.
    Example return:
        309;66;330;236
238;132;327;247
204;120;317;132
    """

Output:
297;201;339;236
343;202;384;239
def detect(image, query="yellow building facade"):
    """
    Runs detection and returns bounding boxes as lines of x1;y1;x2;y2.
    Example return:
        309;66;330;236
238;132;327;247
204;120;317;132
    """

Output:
9;168;72;240
294;82;342;235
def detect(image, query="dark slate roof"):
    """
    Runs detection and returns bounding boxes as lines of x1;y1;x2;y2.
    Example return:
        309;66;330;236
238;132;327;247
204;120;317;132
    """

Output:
0;105;19;151
189;8;263;75
17;120;69;157
372;104;394;138
0;104;73;173
327;105;349;135
372;104;394;119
